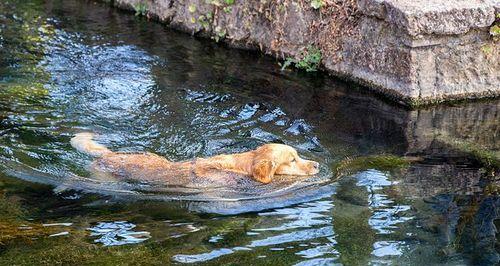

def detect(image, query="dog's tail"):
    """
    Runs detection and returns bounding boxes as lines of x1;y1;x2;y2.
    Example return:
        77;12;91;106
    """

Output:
71;132;111;157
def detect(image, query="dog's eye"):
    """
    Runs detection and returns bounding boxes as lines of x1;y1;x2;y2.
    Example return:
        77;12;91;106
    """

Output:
291;158;296;163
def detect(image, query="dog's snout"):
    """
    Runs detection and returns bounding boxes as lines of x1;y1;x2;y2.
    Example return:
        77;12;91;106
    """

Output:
310;161;320;174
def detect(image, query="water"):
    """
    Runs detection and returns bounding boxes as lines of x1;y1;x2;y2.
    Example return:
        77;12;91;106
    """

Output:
0;0;499;265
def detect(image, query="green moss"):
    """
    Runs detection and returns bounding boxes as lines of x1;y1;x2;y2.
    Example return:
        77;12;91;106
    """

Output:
0;179;262;265
0;214;260;265
333;179;375;265
0;192;57;246
332;154;413;179
204;219;252;247
205;247;302;265
436;136;500;175
407;98;425;109
0;83;49;103
0;193;25;222
1;236;162;265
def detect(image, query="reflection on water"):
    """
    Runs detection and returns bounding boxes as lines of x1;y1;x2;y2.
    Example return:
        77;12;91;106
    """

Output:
173;199;336;263
0;0;498;265
172;170;415;264
356;170;413;235
88;221;151;246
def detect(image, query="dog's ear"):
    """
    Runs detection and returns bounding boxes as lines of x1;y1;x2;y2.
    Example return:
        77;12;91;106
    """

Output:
252;159;277;184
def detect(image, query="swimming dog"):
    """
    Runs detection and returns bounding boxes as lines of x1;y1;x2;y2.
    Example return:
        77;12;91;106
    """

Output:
71;132;319;184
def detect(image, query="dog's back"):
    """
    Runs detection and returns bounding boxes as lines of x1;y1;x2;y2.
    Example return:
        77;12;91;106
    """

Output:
71;133;210;185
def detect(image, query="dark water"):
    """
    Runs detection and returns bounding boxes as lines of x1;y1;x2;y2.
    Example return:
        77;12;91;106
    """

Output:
0;0;499;265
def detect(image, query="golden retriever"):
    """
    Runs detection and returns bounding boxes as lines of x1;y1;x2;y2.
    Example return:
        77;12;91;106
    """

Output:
71;132;319;184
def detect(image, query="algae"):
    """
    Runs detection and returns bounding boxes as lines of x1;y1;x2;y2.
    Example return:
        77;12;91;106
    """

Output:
332;154;413;179
332;179;375;265
0;191;54;246
436;135;500;175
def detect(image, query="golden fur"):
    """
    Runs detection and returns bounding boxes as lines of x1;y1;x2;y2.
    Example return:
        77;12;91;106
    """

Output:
71;133;319;184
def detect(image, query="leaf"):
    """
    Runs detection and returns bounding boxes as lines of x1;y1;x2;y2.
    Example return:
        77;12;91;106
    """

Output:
188;4;197;13
490;24;500;36
280;57;295;71
310;0;323;10
211;0;222;7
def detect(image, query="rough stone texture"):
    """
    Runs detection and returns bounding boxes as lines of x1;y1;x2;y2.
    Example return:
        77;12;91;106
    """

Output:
110;0;500;106
359;0;497;36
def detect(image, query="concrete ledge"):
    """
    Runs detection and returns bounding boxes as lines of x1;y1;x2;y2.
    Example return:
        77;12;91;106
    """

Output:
107;0;499;107
359;0;497;36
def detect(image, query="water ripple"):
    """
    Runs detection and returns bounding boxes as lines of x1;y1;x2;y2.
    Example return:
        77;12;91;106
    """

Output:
87;221;151;246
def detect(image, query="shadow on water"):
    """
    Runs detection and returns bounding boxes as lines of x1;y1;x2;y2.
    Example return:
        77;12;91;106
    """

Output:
0;0;499;265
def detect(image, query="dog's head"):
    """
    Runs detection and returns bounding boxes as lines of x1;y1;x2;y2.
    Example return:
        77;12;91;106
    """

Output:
251;144;319;184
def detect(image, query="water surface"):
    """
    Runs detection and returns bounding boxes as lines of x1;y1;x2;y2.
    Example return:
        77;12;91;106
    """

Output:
0;0;499;265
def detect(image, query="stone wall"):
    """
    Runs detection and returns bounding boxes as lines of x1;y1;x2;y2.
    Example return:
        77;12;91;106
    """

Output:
108;0;499;106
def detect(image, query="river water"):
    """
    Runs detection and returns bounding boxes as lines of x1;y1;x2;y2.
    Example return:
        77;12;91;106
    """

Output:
0;0;499;265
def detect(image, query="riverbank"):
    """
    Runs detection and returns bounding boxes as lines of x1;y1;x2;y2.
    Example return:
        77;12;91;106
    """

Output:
103;0;500;107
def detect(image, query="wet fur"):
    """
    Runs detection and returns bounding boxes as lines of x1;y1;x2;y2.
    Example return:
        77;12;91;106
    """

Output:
71;133;319;184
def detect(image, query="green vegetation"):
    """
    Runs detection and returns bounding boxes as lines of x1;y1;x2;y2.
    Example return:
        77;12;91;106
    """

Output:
436;136;500;176
332;154;414;179
186;1;236;41
333;179;375;265
0;191;56;246
0;201;260;265
481;44;494;55
213;26;227;42
188;4;197;13
223;6;232;13
490;25;500;37
0;193;25;222
281;45;322;72
133;2;147;17
0;0;54;117
198;14;211;29
490;13;500;40
0;83;49;103
208;0;235;6
310;0;324;10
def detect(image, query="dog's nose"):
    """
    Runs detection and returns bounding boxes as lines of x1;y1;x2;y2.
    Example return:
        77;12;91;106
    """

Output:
312;162;320;173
